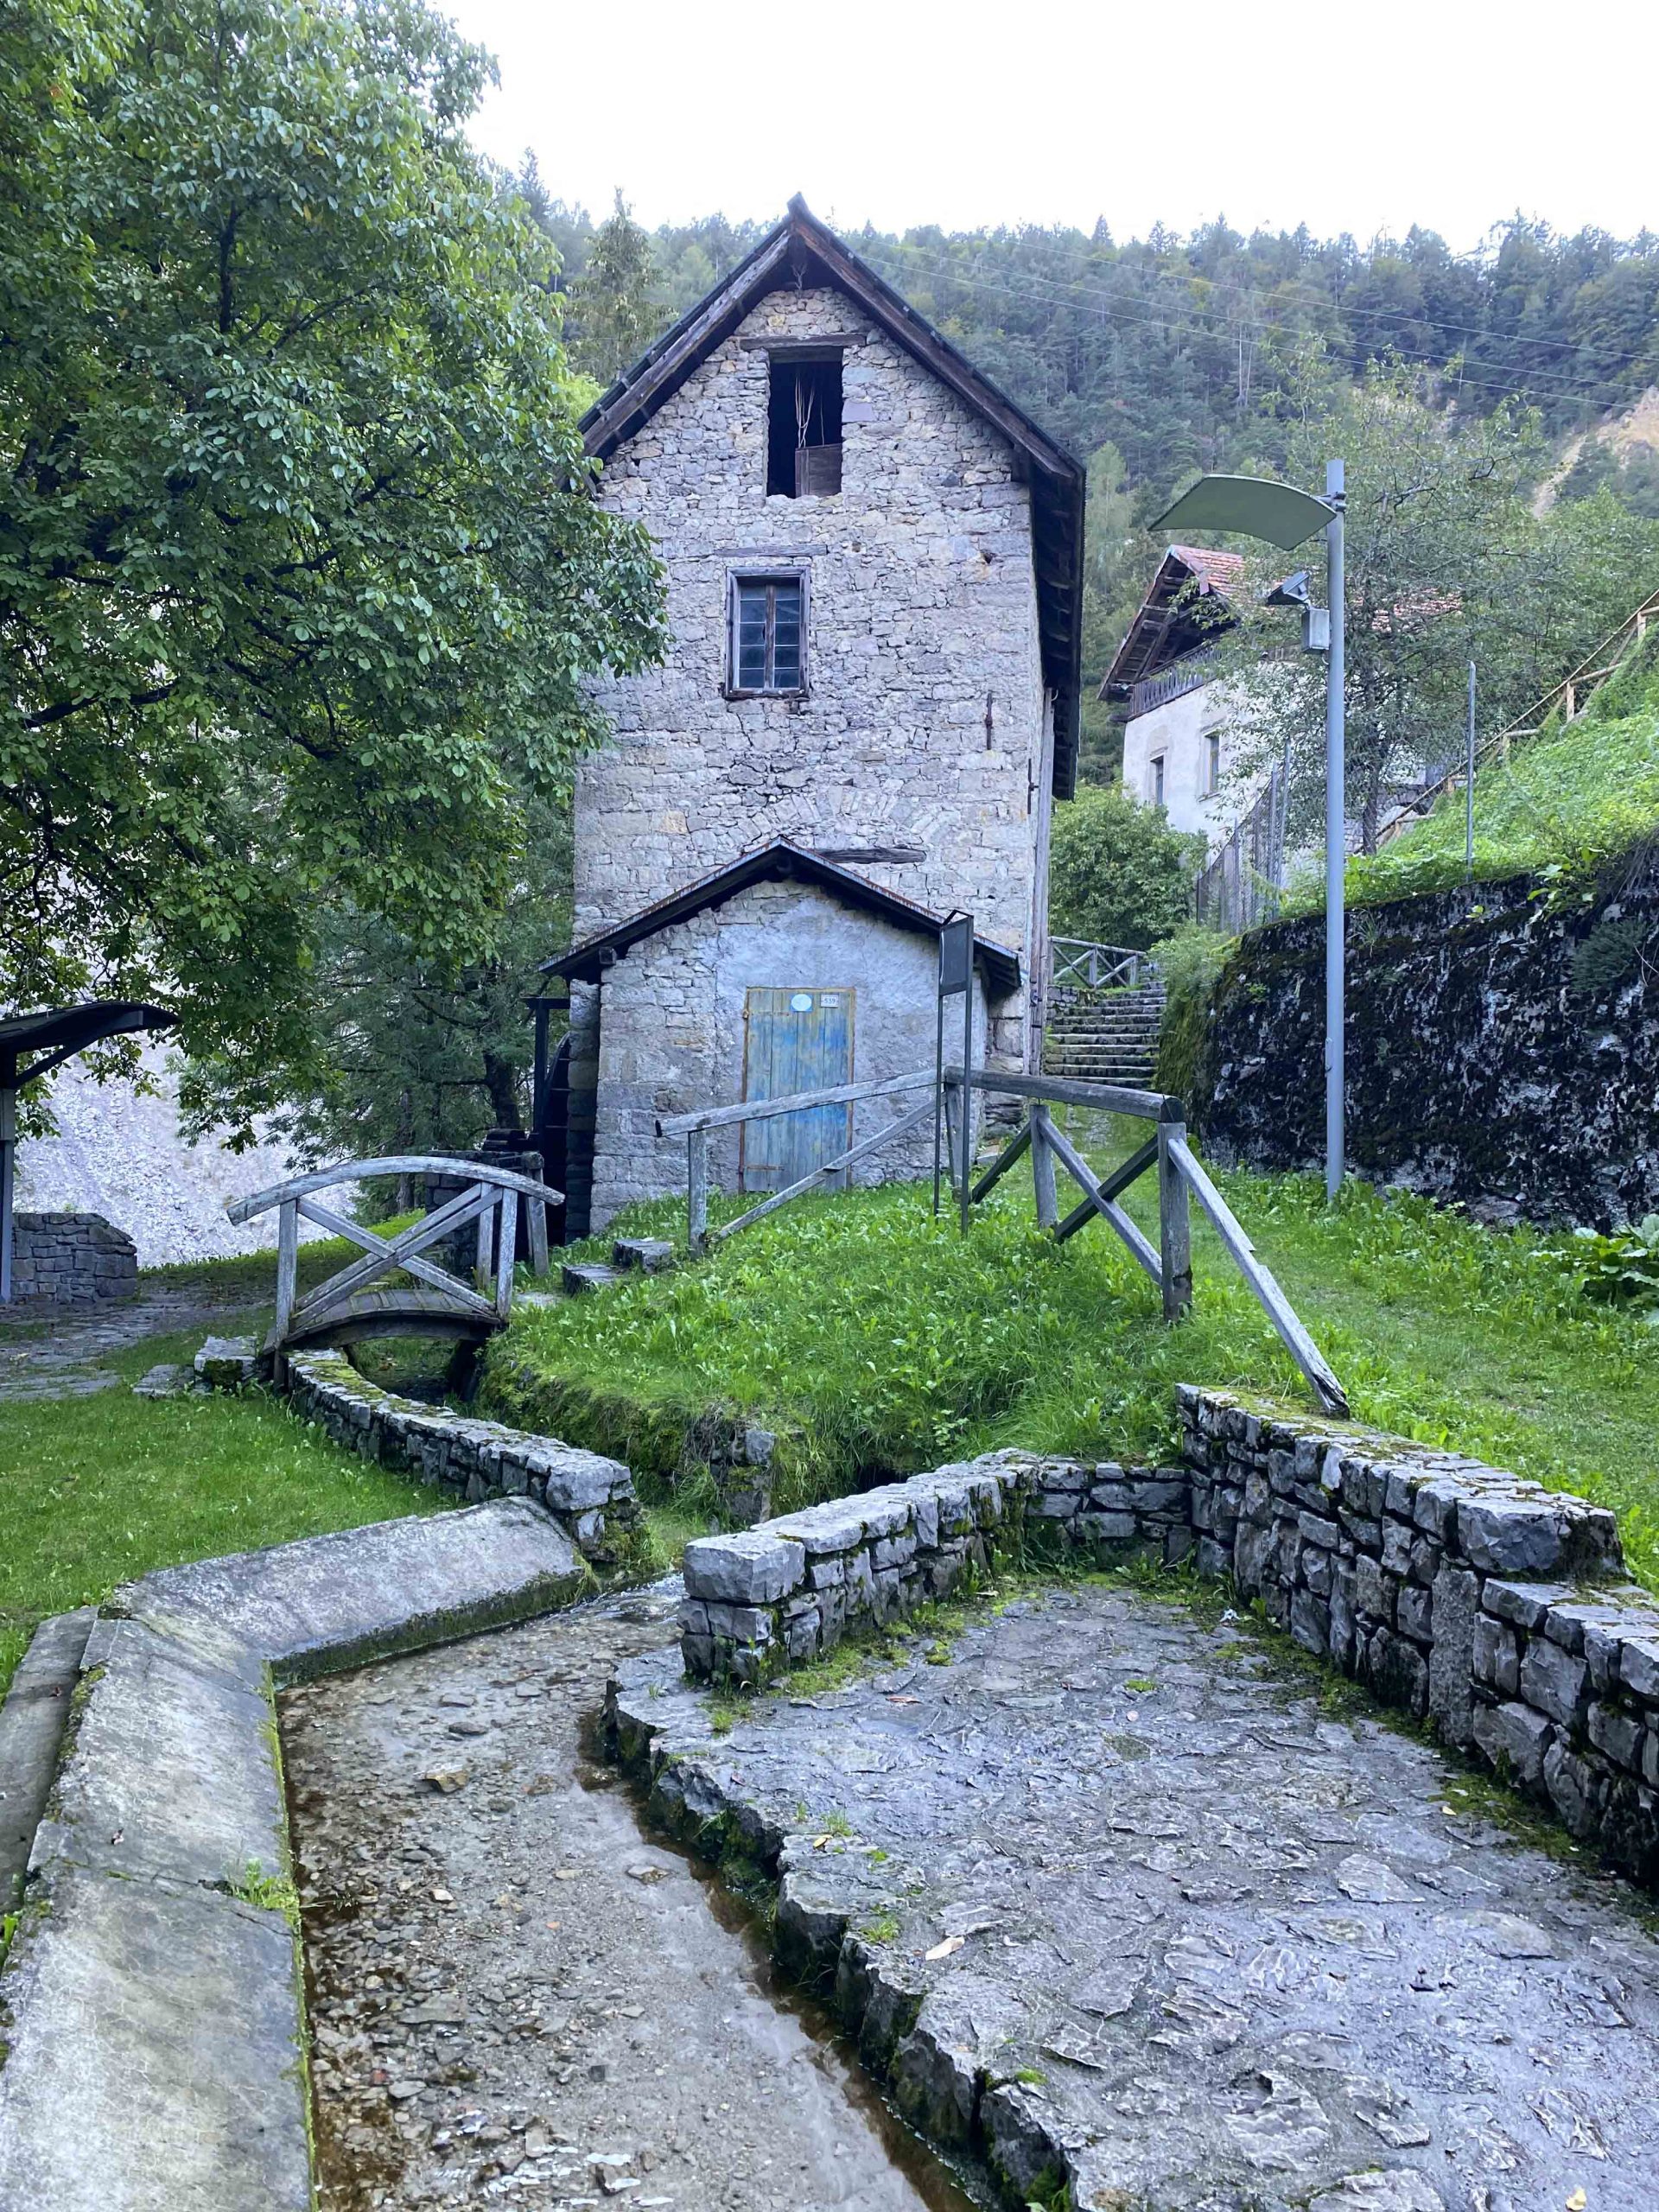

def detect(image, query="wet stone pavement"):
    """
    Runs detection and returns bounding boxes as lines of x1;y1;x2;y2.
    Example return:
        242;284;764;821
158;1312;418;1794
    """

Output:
613;1580;1659;2212
280;1587;976;2212
284;1575;1659;2212
0;1282;260;1400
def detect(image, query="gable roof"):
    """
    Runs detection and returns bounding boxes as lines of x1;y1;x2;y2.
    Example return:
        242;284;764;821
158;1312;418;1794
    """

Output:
581;196;1084;801
543;841;1022;996
1101;544;1244;699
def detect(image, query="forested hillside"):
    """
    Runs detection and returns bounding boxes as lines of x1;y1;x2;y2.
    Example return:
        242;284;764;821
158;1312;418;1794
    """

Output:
525;183;1659;782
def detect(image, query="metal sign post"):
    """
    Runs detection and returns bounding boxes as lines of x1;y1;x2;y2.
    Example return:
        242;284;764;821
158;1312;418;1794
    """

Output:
933;914;975;1226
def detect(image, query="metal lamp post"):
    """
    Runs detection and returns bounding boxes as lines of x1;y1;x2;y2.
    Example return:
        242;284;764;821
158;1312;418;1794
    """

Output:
1151;468;1348;1198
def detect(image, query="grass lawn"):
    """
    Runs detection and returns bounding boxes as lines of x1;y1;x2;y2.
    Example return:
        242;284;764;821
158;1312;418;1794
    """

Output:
487;1116;1659;1592
0;1228;439;1699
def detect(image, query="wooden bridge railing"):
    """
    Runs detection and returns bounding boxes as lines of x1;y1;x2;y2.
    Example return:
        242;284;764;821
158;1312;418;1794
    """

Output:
226;1154;563;1360
654;1065;1347;1417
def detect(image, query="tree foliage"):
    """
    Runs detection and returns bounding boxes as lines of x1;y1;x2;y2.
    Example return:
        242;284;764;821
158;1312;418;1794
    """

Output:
1048;782;1203;950
1205;359;1659;850
1;0;663;1136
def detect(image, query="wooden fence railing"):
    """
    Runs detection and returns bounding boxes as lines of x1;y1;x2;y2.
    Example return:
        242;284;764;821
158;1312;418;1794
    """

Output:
1049;938;1160;992
657;1071;938;1255
655;1065;1348;1418
943;1066;1348;1416
1378;583;1659;844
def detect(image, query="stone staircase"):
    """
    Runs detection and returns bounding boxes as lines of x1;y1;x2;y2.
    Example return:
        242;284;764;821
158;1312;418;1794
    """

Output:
1042;981;1166;1090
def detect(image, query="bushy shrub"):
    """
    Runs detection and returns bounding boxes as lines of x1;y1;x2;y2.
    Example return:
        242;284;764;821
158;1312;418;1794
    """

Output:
1567;1216;1659;1312
1050;782;1204;950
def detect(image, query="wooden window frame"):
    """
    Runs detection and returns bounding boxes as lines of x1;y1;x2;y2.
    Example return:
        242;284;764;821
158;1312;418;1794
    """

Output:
725;569;810;700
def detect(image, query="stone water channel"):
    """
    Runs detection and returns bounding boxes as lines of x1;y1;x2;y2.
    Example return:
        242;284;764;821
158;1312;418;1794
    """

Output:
283;1573;1659;2212
281;1586;981;2212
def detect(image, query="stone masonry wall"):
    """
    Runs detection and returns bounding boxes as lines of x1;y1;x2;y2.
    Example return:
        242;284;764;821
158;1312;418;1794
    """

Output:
8;1212;137;1305
581;285;1048;969
681;1390;1659;1886
1192;865;1659;1229
590;876;988;1221
285;1351;644;1570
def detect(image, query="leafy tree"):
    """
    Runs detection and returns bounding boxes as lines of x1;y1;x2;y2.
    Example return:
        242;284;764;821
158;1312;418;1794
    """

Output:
1209;359;1659;852
1;0;663;1140
1049;782;1204;950
569;191;663;385
219;795;575;1173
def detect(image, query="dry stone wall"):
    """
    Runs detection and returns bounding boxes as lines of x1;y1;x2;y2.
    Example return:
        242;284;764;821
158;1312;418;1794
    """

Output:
1192;867;1659;1229
681;1389;1659;1886
7;1212;136;1305
285;1351;644;1570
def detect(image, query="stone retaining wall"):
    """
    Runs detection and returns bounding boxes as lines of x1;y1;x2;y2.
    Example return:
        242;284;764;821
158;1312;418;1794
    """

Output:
8;1212;137;1305
285;1351;645;1571
682;1390;1659;1886
678;1449;1185;1681
1182;1387;1659;1885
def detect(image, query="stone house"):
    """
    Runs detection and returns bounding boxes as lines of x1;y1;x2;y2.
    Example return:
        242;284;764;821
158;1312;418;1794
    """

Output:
1103;544;1260;847
542;200;1084;1234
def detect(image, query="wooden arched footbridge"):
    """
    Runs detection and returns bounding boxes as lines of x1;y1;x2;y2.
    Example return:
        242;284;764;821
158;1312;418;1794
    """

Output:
227;1154;563;1373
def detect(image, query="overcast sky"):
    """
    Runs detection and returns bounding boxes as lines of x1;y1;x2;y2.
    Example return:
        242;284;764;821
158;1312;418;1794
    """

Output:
444;0;1650;252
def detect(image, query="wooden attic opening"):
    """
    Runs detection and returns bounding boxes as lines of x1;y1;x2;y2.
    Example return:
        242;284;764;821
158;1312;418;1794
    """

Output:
767;354;842;498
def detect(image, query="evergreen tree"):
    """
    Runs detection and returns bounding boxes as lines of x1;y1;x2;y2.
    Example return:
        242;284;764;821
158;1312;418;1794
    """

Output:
569;191;663;384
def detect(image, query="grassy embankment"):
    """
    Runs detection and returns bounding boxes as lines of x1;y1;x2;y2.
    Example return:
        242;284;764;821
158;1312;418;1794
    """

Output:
486;1124;1659;1594
1311;639;1659;912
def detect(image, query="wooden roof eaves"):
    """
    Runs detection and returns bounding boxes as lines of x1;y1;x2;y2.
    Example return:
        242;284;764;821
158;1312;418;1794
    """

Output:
543;842;1022;995
578;200;1084;798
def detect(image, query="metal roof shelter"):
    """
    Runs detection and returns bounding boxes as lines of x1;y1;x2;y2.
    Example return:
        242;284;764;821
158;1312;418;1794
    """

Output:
0;1002;176;1302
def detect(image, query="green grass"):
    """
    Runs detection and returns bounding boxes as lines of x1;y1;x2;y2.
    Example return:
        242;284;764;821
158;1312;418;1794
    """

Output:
487;1125;1659;1591
1300;642;1659;912
0;1298;439;1702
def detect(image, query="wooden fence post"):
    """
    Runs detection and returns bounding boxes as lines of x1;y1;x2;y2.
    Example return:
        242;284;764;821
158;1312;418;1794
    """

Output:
493;1187;518;1319
474;1189;494;1287
687;1128;709;1255
276;1199;297;1344
1031;1105;1058;1231
1157;1117;1193;1319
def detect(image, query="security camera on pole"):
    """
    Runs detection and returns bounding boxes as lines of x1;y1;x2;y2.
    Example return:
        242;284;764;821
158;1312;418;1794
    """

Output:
1151;466;1348;1198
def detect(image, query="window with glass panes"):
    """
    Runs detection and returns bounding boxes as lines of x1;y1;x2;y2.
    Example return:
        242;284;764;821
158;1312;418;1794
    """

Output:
728;573;805;695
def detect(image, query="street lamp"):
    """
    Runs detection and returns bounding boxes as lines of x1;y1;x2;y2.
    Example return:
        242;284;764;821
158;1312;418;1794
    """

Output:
1152;464;1347;1198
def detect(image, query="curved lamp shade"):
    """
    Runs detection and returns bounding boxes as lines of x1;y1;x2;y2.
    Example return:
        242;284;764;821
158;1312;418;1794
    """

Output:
1152;474;1336;551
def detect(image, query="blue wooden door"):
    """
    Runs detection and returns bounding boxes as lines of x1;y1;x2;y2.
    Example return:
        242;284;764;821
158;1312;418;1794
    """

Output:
741;988;855;1191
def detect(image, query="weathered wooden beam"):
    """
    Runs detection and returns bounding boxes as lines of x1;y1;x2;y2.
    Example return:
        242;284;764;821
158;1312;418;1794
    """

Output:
1039;1115;1162;1287
275;1201;297;1346
943;1065;1178;1122
227;1154;563;1224
659;1068;934;1138
713;1100;935;1244
494;1188;518;1319
1157;1121;1194;1320
968;1117;1032;1206
687;1129;709;1255
1164;1135;1348;1416
1052;1135;1160;1243
1031;1106;1058;1230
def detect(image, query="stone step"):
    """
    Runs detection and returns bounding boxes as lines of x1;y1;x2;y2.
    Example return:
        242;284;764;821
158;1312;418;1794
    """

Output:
612;1237;676;1274
561;1263;619;1296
